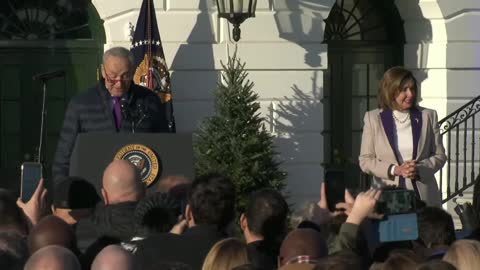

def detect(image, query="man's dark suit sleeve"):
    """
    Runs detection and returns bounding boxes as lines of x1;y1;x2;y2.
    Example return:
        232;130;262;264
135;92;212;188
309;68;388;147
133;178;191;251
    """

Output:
52;99;80;180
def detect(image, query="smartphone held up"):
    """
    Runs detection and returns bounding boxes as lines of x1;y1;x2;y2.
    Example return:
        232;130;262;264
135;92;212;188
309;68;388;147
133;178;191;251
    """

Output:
20;162;43;202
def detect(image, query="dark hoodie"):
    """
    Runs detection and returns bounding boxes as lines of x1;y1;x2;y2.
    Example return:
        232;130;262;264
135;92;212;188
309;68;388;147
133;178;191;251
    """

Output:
76;201;138;269
76;201;138;250
91;201;138;241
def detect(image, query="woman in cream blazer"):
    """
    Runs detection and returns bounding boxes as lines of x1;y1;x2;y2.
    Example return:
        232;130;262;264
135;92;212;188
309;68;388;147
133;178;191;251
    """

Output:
359;67;446;206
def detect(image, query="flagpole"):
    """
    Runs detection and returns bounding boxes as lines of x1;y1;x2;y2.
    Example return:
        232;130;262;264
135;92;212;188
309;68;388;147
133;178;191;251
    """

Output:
147;0;153;89
131;0;176;132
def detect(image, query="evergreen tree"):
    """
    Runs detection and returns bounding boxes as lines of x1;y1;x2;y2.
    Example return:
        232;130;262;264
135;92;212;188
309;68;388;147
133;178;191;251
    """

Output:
194;52;286;211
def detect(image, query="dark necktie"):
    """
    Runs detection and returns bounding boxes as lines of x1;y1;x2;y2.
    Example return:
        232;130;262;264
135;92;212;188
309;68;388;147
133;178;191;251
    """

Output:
112;97;122;130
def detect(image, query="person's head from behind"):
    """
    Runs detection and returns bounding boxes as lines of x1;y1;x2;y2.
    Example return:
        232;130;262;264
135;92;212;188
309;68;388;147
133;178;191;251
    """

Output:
24;245;81;270
102;47;134;97
134;192;181;237
232;264;257;270
156;175;190;193
0;189;27;235
416;260;456;270
0;231;28;270
381;250;421;270
417;207;455;251
145;262;192;270
241;189;288;242
52;176;100;225
27;215;78;255
186;173;235;230
278;228;328;267
443;239;480;270
314;251;363;270
102;160;145;205
201;238;249;270
378;66;418;111
158;175;191;218
91;245;133;270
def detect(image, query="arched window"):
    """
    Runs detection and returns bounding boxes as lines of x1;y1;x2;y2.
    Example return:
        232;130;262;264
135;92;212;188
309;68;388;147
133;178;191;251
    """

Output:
0;0;96;40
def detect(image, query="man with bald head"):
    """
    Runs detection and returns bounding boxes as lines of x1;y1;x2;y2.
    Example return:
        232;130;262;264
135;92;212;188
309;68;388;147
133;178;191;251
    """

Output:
101;160;145;205
24;245;81;270
85;160;145;241
91;245;134;270
89;160;143;239
28;215;79;255
74;160;145;266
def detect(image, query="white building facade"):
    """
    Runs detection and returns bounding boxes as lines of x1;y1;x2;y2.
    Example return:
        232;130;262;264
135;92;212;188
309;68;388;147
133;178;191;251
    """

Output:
92;0;479;212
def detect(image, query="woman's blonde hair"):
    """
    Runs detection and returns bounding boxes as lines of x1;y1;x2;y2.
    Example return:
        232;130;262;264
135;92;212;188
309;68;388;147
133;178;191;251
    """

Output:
378;66;418;110
443;239;480;270
202;238;249;270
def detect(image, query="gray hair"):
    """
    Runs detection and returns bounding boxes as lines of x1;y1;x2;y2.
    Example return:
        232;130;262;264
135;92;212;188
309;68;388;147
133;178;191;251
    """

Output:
103;47;134;66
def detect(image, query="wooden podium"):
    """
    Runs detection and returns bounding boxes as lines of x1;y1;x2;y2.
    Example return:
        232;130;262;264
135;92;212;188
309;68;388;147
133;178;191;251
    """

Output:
69;132;194;193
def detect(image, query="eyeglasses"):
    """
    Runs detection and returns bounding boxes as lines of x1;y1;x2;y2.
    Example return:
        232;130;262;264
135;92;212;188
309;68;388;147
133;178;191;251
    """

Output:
103;67;132;84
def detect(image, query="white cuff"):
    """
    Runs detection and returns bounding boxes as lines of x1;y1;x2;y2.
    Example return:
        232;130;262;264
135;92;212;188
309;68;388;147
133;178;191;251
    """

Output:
390;165;396;177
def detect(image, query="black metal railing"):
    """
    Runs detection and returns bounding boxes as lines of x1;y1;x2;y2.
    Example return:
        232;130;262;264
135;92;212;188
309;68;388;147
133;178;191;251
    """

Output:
438;95;480;203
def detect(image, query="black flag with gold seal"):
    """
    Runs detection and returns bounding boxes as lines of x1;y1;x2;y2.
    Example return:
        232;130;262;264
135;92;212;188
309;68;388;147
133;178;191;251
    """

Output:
131;0;175;132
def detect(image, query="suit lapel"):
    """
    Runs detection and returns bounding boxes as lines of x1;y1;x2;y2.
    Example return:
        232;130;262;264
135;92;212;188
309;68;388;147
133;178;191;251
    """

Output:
410;107;423;159
380;109;400;164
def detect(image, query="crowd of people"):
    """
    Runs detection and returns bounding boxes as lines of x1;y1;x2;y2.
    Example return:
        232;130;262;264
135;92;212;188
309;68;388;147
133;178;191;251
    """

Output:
1;158;480;270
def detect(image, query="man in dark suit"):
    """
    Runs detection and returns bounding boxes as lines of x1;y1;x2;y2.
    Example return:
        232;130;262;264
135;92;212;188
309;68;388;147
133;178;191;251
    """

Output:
52;46;169;180
134;173;236;269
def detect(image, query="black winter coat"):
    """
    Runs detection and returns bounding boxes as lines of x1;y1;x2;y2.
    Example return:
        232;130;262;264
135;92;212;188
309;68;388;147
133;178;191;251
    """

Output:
52;81;169;179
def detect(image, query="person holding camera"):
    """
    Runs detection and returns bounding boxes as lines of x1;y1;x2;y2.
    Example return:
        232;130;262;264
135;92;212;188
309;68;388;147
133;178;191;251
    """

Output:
359;66;446;206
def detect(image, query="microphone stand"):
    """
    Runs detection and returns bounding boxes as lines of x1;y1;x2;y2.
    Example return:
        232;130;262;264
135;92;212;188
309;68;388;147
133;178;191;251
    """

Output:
35;74;64;164
135;103;147;130
36;78;48;164
130;104;148;134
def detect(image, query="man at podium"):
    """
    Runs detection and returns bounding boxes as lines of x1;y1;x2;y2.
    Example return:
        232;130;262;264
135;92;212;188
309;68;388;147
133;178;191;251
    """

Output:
52;47;169;180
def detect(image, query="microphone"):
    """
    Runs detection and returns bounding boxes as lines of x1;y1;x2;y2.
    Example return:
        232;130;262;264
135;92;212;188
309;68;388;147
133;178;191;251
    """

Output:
136;102;145;115
33;70;65;81
135;101;148;127
120;97;129;120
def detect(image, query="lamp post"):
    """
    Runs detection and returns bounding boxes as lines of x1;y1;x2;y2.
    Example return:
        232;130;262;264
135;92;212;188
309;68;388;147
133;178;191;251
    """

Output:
215;0;257;42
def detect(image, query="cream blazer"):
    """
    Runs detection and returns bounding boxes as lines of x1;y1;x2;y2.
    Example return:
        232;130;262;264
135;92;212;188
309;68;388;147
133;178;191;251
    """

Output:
359;107;447;206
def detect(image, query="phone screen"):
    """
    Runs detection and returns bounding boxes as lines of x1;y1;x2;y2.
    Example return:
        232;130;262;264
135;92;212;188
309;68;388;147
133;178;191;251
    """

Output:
21;162;42;202
375;189;416;215
378;213;419;242
324;170;345;212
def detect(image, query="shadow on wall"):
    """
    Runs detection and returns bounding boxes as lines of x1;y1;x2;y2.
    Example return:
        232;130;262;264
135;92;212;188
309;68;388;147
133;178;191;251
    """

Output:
169;0;218;131
273;0;334;67
399;0;433;102
271;0;330;166
274;72;323;147
272;72;324;204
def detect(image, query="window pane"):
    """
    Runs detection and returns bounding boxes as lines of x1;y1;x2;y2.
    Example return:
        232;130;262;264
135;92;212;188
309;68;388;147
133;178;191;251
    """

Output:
368;64;384;94
352;64;367;96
